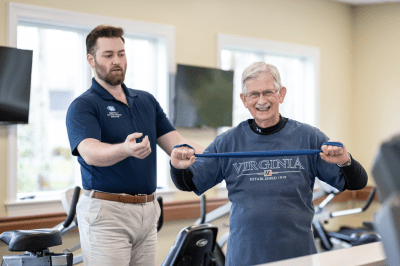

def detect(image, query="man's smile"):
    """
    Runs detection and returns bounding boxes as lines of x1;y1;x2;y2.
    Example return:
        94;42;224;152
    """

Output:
255;105;271;111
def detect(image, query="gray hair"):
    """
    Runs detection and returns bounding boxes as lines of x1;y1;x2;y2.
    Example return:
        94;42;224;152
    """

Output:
241;62;282;94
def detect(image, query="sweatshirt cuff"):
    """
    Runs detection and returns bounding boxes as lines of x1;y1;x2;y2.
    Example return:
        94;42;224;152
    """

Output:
170;160;185;172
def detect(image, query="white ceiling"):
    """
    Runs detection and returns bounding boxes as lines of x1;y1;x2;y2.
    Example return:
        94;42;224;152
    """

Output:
331;0;400;4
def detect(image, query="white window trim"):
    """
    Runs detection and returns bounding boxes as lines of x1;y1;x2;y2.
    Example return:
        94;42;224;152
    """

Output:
216;33;321;197
6;2;176;217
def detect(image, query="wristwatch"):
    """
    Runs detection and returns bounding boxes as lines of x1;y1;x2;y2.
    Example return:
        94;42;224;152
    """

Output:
337;154;351;167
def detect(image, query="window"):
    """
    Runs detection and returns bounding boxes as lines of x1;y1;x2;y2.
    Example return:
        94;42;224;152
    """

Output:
7;3;175;216
218;34;320;128
16;25;87;197
216;34;320;197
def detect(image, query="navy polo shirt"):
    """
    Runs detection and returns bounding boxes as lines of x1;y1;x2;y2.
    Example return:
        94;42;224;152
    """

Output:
66;78;175;195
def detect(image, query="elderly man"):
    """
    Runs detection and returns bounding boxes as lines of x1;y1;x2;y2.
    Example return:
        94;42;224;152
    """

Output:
170;62;368;265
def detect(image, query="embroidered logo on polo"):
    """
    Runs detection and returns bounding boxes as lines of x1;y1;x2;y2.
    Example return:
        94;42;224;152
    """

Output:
232;158;304;181
106;106;122;118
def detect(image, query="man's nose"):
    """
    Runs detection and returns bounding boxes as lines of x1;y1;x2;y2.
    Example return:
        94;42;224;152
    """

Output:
112;57;124;66
257;93;269;104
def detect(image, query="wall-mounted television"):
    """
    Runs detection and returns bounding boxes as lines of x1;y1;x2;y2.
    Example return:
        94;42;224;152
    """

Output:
0;46;33;124
173;64;234;128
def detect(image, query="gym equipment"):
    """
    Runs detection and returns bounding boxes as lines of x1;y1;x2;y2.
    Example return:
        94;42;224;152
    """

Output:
174;142;343;158
372;134;400;266
161;195;220;266
1;186;164;266
52;187;84;265
312;186;380;252
1;183;221;266
0;186;81;266
193;196;229;266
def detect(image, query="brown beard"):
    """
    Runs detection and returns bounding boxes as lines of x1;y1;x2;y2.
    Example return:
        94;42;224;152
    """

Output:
94;59;126;86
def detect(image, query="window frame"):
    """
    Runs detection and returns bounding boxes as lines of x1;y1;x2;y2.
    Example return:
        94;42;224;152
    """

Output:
6;2;176;217
217;33;320;126
216;33;321;197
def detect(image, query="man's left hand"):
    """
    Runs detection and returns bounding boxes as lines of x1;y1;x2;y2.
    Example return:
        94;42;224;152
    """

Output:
320;140;351;165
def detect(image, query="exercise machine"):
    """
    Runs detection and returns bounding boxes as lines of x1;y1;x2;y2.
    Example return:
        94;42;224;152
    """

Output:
1;186;164;266
312;186;380;252
4;185;217;266
192;197;230;266
0;186;81;266
161;194;220;266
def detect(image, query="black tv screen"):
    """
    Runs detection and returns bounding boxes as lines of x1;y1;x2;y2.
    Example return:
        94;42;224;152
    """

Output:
0;46;33;124
173;64;233;128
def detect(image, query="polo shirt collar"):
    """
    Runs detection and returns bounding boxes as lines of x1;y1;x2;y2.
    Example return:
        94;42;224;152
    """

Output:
91;78;137;100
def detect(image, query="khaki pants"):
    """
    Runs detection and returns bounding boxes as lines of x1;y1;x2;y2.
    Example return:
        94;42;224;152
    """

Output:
76;193;161;266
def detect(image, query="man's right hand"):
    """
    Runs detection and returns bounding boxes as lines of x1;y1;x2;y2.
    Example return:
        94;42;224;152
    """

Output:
123;132;151;159
171;146;196;169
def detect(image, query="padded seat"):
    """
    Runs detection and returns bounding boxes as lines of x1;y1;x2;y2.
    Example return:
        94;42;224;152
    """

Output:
0;229;62;251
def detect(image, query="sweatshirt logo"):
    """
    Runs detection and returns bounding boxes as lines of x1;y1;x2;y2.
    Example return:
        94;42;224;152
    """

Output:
232;158;304;179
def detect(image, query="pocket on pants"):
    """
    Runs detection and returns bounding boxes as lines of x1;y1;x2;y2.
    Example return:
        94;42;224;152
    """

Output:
88;198;102;225
154;199;161;221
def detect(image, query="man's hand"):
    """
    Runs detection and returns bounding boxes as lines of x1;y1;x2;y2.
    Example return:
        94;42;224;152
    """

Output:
171;146;196;169
123;132;151;159
320;140;350;165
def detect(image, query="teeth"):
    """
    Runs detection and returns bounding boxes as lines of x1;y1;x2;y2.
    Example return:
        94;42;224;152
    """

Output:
257;106;270;111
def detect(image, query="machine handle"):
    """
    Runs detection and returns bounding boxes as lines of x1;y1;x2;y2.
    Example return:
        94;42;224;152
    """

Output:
330;187;378;218
63;186;81;228
200;194;206;224
362;187;377;211
157;197;164;232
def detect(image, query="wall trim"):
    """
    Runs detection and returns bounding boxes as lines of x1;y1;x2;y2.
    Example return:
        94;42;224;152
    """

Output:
0;186;379;234
0;197;230;233
5;188;177;217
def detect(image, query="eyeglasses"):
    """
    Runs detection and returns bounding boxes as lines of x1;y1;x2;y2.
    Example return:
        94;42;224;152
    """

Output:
245;89;278;101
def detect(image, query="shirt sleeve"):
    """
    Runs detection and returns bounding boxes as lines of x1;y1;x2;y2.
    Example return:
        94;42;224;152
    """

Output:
170;161;197;191
169;140;224;196
152;94;175;138
314;131;346;191
66;98;101;156
189;139;225;196
340;154;368;190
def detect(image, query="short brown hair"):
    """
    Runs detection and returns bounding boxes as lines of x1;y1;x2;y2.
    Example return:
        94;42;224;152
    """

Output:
86;25;125;55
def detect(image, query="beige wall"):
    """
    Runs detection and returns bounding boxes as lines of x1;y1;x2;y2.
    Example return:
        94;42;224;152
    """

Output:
353;4;400;183
2;0;387;217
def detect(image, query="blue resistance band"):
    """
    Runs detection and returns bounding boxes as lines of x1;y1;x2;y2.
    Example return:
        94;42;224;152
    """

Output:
173;142;343;159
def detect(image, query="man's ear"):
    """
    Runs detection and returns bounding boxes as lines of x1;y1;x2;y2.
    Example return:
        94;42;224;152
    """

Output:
87;54;95;68
278;87;287;104
240;93;248;108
